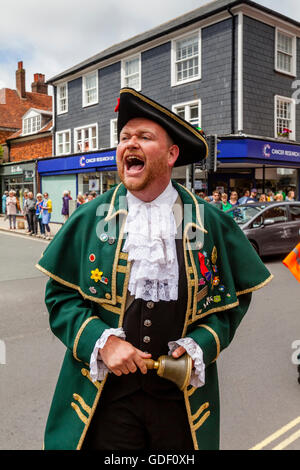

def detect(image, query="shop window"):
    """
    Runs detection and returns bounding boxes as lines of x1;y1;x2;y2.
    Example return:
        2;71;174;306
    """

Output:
263;206;288;224
290;205;300;221
275;29;296;76
57;83;68;114
82;71;98;107
74;124;98;152
121;54;141;91
172;100;201;127
275;95;295;140
56;130;71;155
171;30;201;86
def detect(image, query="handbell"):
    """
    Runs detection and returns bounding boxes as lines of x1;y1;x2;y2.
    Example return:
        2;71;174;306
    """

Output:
144;353;192;391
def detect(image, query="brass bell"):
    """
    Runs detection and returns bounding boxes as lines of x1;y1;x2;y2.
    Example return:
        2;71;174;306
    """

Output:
144;353;192;391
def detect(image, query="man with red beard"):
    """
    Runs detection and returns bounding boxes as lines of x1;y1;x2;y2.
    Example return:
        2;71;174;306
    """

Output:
37;88;272;450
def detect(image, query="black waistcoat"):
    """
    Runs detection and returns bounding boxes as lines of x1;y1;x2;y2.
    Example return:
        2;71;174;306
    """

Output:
101;238;188;403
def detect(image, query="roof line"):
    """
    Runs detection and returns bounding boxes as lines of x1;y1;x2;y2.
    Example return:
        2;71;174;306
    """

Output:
46;0;300;84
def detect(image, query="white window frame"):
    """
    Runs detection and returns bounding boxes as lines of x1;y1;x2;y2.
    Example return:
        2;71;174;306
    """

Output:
275;28;297;77
274;95;296;141
74;123;98;153
56;129;71;155
57;82;68;115
82;71;98;107
172;99;201;128
22;111;42;135
171;29;201;87
110;118;118;148
121;53;141;91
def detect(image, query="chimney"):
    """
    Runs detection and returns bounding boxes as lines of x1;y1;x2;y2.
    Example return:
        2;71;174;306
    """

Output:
16;61;26;98
31;73;48;95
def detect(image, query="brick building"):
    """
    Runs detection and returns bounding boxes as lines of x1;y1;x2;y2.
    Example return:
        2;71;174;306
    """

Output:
37;0;300;221
0;63;52;206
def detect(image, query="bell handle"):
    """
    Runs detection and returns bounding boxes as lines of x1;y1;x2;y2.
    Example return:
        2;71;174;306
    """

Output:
144;358;159;370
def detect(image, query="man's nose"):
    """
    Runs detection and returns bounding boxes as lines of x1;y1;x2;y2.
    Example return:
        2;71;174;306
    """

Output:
125;135;139;147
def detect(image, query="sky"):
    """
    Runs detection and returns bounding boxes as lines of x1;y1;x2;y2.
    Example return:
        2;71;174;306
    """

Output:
0;0;299;92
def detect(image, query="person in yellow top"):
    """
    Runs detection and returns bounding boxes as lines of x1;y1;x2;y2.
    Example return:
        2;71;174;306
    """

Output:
41;192;52;240
282;243;300;283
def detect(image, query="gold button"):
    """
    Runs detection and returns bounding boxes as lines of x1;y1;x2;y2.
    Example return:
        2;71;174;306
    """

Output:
146;301;155;309
105;293;111;300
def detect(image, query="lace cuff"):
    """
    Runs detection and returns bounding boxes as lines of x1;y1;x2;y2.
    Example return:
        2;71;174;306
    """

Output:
89;327;126;382
168;337;205;388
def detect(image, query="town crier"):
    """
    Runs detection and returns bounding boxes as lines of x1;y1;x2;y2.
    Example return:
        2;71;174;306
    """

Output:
36;88;273;450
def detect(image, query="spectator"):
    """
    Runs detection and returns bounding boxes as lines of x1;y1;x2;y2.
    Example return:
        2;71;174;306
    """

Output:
286;190;295;201
274;193;284;201
61;190;70;223
27;192;37;236
266;190;274;202
42;192;52;240
6;190;17;230
76;194;85;207
238;189;250;204
22;191;30;232
36;193;45;238
246;188;258;204
210;190;222;209
2;191;8;218
259;194;267;202
229;191;239;207
221;193;232;212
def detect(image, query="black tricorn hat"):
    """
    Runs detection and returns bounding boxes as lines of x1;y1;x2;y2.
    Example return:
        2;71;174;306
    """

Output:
115;88;208;167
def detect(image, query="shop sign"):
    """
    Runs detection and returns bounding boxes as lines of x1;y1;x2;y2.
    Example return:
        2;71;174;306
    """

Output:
11;165;23;175
219;139;300;164
38;150;116;174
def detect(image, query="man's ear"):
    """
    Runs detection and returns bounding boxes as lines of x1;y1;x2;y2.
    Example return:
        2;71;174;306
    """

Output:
168;144;180;168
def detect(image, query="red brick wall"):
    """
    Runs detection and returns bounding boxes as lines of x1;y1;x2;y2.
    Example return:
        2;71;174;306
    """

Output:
9;135;52;162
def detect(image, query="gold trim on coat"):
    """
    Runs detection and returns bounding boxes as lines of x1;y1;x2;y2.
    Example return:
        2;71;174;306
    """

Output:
198;325;221;362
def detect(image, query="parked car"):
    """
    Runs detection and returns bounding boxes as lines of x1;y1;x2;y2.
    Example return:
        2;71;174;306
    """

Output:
227;201;300;256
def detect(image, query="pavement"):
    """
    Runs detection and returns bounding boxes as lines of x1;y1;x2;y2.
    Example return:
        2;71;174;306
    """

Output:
0;214;62;240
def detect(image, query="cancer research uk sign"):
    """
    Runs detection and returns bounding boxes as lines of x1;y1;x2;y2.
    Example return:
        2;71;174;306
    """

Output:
219;139;300;164
78;152;116;168
37;150;117;174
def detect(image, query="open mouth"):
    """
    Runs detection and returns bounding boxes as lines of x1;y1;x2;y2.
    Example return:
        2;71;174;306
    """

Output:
125;155;145;174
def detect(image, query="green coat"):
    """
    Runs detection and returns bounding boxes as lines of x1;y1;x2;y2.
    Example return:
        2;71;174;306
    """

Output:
36;181;273;450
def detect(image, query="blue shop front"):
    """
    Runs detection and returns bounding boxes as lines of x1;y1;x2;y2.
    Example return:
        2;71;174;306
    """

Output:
37;149;118;223
209;137;300;200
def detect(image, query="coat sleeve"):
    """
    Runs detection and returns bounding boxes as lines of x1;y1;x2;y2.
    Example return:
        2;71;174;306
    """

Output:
186;292;252;366
45;278;114;365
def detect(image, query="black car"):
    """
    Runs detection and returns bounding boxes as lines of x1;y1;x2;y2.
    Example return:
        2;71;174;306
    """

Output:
227;201;300;256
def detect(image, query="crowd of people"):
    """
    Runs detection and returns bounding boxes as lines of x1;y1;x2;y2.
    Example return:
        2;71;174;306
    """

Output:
1;189;99;237
1;186;296;234
197;187;296;214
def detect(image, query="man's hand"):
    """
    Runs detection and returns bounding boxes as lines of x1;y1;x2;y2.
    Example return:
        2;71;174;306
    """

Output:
99;335;152;376
172;345;186;359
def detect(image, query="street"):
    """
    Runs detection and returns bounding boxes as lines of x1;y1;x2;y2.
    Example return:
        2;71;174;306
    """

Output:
0;230;299;450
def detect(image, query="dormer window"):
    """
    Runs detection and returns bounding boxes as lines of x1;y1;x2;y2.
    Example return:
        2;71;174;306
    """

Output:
22;108;52;136
23;114;41;135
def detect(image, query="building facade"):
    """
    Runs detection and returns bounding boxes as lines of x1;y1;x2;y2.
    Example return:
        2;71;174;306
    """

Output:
40;0;300;221
0;63;52;208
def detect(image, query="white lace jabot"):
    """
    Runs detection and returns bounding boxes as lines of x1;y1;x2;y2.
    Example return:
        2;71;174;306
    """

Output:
122;181;179;302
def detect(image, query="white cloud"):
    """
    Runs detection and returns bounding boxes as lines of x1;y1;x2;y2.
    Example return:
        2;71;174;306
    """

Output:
0;0;299;91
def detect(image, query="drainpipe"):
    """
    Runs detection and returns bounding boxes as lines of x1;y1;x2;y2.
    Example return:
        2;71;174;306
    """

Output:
227;7;235;135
